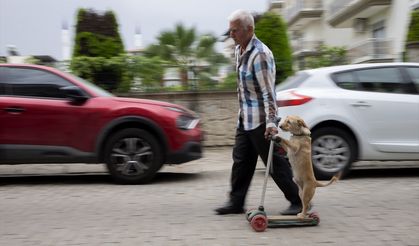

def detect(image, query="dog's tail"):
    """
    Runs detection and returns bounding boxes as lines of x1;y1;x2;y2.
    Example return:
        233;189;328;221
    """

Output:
316;172;342;187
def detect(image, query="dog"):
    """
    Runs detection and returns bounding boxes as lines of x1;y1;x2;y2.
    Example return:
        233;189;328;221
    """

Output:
272;115;340;219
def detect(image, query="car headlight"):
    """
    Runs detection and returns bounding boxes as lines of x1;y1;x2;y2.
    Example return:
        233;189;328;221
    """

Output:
176;115;200;130
164;106;185;113
164;106;200;130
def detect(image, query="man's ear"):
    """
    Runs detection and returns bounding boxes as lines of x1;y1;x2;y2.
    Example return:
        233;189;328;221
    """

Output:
248;25;254;34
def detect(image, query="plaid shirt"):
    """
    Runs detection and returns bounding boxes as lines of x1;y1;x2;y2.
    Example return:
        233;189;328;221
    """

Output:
235;35;277;131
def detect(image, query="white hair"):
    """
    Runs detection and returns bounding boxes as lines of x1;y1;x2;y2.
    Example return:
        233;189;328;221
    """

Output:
228;9;254;29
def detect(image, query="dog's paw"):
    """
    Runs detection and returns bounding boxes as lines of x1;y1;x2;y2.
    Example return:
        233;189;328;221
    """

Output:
297;213;305;220
271;134;282;143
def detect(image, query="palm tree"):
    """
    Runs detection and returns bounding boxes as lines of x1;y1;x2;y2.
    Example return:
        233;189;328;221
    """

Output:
145;23;227;89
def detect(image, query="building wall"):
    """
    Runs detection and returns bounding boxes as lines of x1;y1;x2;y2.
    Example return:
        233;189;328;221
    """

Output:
274;0;413;66
119;91;239;146
388;0;411;60
7;56;34;64
321;21;353;47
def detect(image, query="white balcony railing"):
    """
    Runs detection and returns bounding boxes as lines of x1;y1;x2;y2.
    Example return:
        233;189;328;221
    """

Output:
328;0;392;25
347;38;393;63
269;0;284;9
285;0;323;23
292;40;324;54
329;0;355;14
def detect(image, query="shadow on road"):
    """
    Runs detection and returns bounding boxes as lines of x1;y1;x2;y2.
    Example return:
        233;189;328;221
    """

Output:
346;167;419;179
152;172;202;184
0;171;202;185
1;167;418;185
0;173;112;185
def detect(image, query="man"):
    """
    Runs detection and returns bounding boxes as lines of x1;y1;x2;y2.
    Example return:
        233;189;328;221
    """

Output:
215;9;302;215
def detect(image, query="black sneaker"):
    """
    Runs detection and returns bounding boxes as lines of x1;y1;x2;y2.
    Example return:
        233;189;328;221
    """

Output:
280;204;302;215
215;202;244;215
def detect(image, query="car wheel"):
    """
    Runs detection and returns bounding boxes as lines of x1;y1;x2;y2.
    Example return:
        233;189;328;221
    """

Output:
311;127;356;180
104;128;163;184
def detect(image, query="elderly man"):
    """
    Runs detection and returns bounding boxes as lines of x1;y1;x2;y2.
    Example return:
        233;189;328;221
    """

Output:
215;9;302;215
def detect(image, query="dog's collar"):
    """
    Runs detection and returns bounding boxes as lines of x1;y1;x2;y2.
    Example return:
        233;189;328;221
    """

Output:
292;133;311;137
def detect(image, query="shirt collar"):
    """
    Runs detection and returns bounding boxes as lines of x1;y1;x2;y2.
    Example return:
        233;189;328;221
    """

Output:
238;35;256;55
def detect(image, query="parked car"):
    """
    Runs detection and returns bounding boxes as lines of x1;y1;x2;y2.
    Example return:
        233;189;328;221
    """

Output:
0;64;203;184
276;63;419;179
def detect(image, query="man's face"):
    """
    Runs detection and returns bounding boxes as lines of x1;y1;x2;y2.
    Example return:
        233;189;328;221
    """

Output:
229;20;252;46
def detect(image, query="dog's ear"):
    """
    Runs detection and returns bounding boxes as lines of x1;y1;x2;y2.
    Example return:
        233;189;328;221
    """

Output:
298;119;311;135
297;119;308;128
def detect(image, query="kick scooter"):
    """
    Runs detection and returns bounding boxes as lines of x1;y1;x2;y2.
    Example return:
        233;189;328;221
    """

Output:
245;132;320;232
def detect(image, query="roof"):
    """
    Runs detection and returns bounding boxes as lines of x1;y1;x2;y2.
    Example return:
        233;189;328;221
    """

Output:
33;55;57;62
304;62;419;74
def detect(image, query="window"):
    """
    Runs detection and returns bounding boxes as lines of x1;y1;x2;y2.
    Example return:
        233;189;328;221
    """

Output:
0;67;6;95
276;72;310;91
405;67;419;93
372;21;385;39
333;72;359;90
1;67;73;98
354;67;411;94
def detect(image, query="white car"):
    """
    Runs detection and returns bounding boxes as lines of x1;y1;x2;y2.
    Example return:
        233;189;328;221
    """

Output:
276;63;419;179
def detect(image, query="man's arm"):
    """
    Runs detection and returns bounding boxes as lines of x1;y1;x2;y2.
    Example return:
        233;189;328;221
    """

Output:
253;52;278;138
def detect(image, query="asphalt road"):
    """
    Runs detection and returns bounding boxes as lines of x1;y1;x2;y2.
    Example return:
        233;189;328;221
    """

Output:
1;147;419;246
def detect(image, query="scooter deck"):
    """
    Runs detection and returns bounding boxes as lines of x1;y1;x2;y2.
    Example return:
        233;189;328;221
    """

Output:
267;215;319;227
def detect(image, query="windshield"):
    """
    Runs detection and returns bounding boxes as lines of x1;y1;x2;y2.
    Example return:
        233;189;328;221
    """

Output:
65;72;114;97
276;72;310;92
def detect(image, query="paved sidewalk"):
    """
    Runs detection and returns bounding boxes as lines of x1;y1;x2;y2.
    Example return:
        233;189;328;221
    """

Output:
1;147;419;246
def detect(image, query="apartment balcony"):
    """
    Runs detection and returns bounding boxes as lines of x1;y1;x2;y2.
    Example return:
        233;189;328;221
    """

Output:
292;40;324;57
328;0;392;28
347;38;394;63
269;0;284;10
284;0;323;30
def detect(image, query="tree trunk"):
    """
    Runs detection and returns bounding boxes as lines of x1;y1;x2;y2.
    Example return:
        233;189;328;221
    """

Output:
180;68;188;89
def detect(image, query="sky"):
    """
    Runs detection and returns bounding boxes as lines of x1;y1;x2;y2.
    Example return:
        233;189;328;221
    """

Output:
0;0;269;60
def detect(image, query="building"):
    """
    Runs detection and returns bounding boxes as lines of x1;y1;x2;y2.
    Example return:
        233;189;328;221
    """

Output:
127;25;145;56
270;0;414;69
61;21;71;61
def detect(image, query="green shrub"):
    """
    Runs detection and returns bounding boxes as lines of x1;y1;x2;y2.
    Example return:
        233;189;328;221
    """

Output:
407;10;419;42
71;9;126;91
70;55;132;92
305;45;348;69
255;12;293;84
218;72;237;90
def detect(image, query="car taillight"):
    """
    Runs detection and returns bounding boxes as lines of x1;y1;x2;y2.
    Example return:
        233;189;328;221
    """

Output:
276;91;312;107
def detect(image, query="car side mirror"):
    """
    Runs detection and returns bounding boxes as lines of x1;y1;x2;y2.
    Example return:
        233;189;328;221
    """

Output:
60;86;89;104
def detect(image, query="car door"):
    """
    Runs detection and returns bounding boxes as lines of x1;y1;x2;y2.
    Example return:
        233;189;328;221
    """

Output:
0;66;93;161
341;66;419;155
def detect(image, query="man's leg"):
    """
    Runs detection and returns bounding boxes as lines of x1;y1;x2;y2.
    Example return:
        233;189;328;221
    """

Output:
215;127;258;215
249;124;301;211
230;127;259;207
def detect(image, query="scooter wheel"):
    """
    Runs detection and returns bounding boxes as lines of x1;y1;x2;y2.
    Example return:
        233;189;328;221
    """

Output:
246;209;266;222
251;214;268;232
309;212;320;225
245;208;257;222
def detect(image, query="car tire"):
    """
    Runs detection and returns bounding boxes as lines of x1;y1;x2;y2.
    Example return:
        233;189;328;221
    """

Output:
104;128;163;184
311;127;357;180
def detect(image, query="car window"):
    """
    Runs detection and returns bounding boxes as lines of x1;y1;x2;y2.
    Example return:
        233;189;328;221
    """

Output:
1;67;74;99
276;72;310;91
65;72;113;97
405;66;419;92
333;72;359;90
0;67;6;95
354;67;411;94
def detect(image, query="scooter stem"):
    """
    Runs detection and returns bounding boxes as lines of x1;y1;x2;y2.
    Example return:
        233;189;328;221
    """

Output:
259;139;274;209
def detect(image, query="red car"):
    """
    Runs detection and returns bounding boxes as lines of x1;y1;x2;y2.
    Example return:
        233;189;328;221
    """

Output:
0;64;203;184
